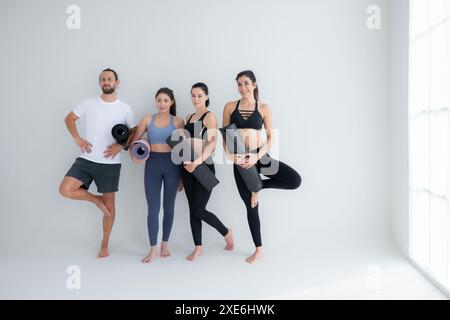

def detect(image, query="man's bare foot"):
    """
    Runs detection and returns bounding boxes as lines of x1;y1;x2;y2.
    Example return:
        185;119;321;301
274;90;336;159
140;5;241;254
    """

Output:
186;246;203;261
224;229;234;251
142;246;158;263
250;192;259;208
97;243;109;259
246;247;263;264
94;195;111;216
160;241;171;258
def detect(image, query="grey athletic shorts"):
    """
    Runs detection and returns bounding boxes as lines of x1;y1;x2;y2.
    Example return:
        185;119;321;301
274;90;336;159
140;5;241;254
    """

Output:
65;157;121;193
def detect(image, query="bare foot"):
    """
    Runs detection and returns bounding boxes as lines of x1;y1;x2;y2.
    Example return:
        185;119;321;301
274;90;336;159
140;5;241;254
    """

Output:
250;192;259;208
94;195;111;216
160;241;171;258
186;246;203;261
224;229;234;251
246;247;263;264
97;243;109;259
142;246;158;263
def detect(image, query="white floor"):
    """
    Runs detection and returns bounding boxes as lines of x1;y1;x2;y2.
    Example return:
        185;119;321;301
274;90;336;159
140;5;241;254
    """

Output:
0;231;447;300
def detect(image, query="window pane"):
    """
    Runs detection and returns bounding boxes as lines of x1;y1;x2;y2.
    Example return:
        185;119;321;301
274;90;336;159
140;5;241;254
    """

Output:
429;197;448;284
448;209;450;289
430;0;450;27
411;0;430;37
410;115;430;189
430;24;448;111
430;112;448;197
410;36;430;116
410;191;430;267
409;0;450;292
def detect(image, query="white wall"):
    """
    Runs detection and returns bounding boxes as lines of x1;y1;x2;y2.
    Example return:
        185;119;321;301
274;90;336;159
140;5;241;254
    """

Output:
0;0;393;256
388;0;410;256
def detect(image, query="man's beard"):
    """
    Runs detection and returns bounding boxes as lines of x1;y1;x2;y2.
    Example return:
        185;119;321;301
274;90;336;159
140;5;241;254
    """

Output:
101;85;115;94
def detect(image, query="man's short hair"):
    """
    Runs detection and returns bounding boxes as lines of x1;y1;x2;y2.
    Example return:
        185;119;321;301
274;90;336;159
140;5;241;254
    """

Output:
100;68;118;81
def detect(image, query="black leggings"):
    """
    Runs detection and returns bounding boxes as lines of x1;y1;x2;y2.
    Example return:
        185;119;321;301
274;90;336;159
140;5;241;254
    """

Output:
182;163;229;246
233;153;301;247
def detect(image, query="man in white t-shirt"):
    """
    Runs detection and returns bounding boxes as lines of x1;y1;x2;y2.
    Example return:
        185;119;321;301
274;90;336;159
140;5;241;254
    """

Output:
59;68;137;258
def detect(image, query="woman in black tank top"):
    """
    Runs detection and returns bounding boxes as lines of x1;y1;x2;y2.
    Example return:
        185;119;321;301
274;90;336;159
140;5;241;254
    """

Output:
182;82;234;261
222;70;302;264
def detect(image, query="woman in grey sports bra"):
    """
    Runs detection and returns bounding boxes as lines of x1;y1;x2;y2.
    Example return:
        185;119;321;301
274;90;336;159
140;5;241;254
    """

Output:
130;87;185;263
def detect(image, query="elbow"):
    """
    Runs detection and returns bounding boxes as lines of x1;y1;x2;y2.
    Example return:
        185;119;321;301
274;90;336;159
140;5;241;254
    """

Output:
65;113;75;124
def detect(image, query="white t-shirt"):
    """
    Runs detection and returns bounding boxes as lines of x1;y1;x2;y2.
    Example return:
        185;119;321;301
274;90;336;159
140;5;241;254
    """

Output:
72;96;137;164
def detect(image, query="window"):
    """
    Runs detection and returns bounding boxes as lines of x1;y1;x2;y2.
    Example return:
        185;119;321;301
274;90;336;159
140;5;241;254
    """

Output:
409;0;450;292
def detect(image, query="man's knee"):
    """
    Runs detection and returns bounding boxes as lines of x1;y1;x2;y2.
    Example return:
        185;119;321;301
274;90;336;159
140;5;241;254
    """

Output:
102;204;116;218
59;181;73;198
102;194;116;214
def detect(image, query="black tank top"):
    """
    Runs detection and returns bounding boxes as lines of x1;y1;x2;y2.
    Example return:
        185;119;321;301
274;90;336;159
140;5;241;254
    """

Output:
184;111;210;139
230;100;263;130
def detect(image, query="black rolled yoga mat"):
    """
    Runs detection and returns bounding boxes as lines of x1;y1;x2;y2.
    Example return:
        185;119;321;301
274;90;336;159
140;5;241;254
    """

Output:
111;124;130;144
219;123;263;192
166;132;219;192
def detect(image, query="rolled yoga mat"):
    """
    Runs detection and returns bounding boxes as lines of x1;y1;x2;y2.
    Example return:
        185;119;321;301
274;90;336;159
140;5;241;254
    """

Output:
165;132;219;192
219;123;263;192
130;139;150;164
111;124;130;144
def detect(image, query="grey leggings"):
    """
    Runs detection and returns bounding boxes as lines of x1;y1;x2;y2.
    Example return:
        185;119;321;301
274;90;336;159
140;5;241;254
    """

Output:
144;151;181;246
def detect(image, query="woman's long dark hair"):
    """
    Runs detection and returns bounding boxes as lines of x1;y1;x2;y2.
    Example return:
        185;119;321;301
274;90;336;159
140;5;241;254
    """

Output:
155;87;176;115
191;82;210;107
236;70;259;101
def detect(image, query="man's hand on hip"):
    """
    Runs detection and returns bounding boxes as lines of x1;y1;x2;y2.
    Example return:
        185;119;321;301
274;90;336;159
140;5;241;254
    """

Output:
103;143;123;159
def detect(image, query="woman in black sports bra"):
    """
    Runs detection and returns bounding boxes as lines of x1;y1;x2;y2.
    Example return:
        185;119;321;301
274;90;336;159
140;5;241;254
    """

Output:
222;70;302;264
182;82;234;261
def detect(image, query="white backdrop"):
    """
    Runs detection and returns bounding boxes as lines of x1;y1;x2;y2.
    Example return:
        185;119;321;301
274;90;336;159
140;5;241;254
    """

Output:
0;0;400;298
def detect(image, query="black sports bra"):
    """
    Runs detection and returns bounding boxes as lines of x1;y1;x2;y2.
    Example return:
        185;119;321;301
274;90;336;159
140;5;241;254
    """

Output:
184;111;209;139
230;100;263;130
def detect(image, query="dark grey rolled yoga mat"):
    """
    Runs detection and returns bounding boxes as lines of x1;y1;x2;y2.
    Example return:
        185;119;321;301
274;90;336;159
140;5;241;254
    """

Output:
166;132;219;192
219;123;263;192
